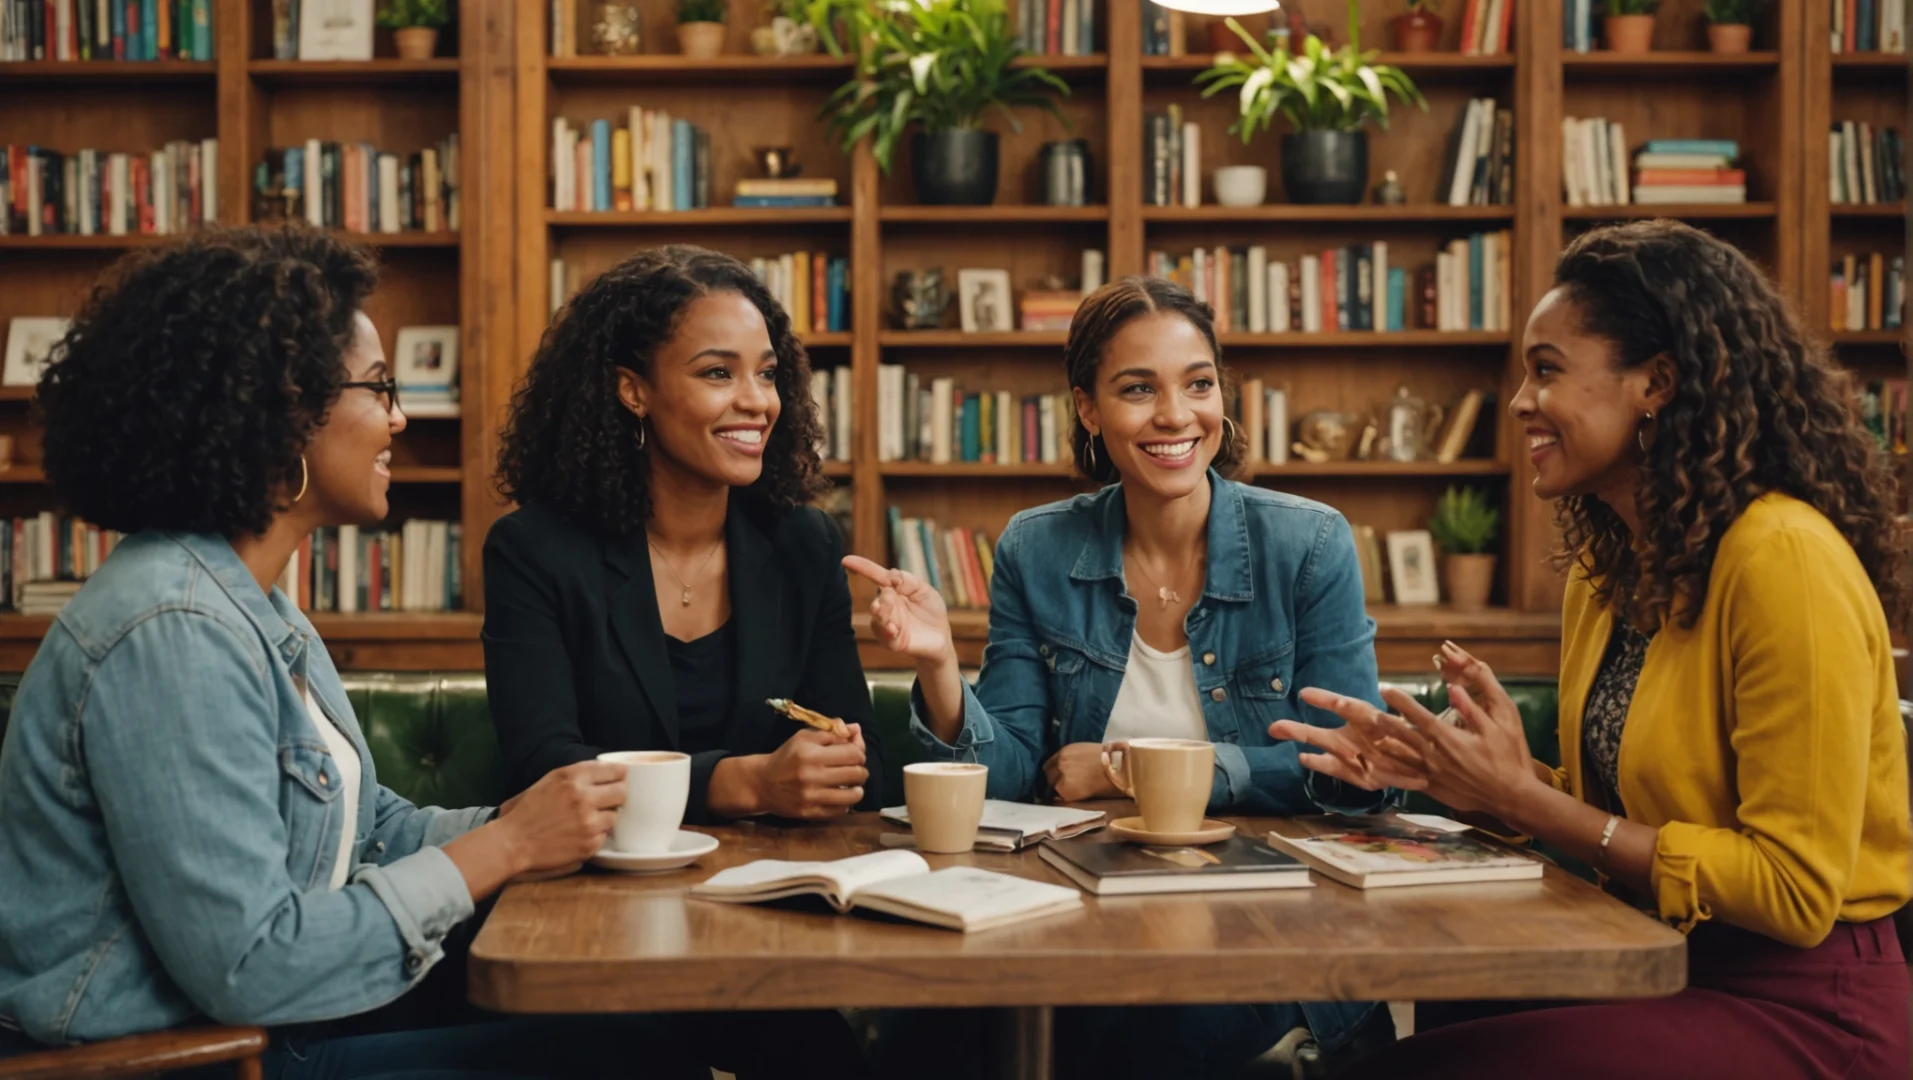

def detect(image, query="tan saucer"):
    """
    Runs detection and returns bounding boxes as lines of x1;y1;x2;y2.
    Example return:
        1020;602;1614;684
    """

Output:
1108;816;1236;846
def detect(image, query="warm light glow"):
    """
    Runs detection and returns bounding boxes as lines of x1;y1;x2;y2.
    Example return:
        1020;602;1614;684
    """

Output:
1151;0;1283;16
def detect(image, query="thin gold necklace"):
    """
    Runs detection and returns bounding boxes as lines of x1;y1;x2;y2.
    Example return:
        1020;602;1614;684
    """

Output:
1125;547;1188;612
647;533;724;606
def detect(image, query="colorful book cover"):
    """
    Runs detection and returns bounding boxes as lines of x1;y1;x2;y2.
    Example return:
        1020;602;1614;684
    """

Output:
672;119;693;212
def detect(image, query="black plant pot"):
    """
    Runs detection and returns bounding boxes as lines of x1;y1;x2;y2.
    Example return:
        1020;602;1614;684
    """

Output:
912;129;999;206
1281;131;1369;205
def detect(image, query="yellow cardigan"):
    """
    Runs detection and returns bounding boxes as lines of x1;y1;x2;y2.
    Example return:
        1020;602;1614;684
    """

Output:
1556;493;1911;949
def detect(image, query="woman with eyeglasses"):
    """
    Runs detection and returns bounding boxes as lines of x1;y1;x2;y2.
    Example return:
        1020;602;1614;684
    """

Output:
0;228;701;1079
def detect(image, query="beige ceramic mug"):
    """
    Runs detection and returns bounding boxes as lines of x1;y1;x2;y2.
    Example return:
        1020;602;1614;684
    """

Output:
1101;738;1213;834
903;762;988;854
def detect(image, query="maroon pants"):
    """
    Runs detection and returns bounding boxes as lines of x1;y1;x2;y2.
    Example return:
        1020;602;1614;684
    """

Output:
1338;917;1910;1080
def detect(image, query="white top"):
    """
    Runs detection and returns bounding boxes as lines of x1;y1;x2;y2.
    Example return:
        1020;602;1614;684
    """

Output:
304;685;362;891
1101;632;1210;745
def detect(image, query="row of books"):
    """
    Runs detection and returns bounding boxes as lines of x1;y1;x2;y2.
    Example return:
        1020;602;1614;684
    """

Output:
278;521;464;614
1563;124;1747;207
1830;122;1906;206
0;515;121;615
256;138;459;235
1455;0;1514;55
1145;233;1514;335
1013;0;1096;56
808;366;853;463
551;111;710;213
1830;253;1906;332
887;510;994;612
1860;380;1907;454
875;372;1074;465
1;0;212;62
1833;0;1908;53
1439;98;1514;208
2;140;218;237
749;253;850;335
1143;108;1198;208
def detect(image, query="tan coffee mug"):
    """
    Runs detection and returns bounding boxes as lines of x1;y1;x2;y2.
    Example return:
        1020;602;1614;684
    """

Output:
903;762;988;854
1101;738;1213;834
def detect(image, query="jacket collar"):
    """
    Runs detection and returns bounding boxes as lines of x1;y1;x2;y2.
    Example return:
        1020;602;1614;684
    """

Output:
168;531;303;663
1068;470;1254;603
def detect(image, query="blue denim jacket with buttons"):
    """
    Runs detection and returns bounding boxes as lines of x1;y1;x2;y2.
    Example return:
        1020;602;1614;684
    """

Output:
0;531;489;1046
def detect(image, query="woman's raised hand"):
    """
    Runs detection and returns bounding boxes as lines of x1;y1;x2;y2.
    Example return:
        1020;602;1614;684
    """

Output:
842;556;955;666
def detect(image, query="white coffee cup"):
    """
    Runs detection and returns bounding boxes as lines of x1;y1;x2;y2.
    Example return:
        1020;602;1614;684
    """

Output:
596;750;690;854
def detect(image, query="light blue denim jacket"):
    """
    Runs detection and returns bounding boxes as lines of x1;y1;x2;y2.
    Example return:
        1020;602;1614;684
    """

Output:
0;531;490;1046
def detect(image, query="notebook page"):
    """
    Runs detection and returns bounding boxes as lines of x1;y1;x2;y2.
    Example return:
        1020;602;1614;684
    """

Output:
694;851;929;910
852;866;1082;931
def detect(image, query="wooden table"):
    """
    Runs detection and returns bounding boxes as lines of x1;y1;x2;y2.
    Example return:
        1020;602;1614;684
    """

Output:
470;809;1686;1079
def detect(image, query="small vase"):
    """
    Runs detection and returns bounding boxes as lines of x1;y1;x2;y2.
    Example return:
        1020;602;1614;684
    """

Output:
1212;165;1267;207
912;130;999;206
1390;10;1443;52
1280;131;1368;205
677;20;727;58
1442;553;1497;612
394;26;438;60
1603;14;1655;53
1707;22;1753;53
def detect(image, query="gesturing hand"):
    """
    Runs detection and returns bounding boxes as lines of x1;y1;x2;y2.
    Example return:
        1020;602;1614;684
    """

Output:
1043;742;1123;803
753;726;869;819
842;555;954;666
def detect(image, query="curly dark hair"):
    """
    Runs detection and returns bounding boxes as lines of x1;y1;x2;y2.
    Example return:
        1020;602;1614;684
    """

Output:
38;226;376;537
496;245;828;540
1064;275;1245;484
1551;219;1908;630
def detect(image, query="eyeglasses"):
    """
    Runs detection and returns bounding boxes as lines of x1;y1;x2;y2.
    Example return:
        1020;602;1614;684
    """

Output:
341;377;401;414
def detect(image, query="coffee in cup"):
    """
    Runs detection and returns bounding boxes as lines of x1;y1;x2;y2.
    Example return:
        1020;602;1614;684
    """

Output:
596;750;690;853
902;761;988;854
1101;738;1213;834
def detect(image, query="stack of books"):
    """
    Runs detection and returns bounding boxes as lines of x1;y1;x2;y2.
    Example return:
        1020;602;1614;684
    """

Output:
733;178;837;209
1830;122;1906;206
0;514;121;615
808;366;853;463
886;509;994;612
1457;0;1514;55
2;140;218;237
1017;290;1082;332
1833;0;1907;53
2;0;214;61
749;252;849;334
1014;0;1096;56
1234;380;1290;465
1830;252;1905;332
284;521;464;614
1441;98;1514;207
1561;116;1630;207
1633;140;1745;206
875;369;1075;466
256;137;458;233
1144;234;1513;335
551;111;710;213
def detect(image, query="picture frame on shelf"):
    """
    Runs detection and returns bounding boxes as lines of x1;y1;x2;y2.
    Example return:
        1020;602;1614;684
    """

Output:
958;269;1013;333
3;318;69;389
298;0;376;61
394;325;460;416
1385;529;1441;606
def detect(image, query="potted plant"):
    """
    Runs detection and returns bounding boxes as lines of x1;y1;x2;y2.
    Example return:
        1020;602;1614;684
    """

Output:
677;0;729;59
1391;0;1443;52
1196;13;1425;205
375;0;450;60
819;0;1067;206
1603;0;1659;53
1703;0;1763;53
1429;485;1500;611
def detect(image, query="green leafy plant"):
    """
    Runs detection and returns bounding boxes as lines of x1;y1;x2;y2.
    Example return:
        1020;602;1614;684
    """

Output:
1603;0;1660;15
819;0;1068;174
679;0;728;25
1195;17;1426;140
791;0;865;54
1703;0;1764;24
1428;486;1501;555
374;0;450;30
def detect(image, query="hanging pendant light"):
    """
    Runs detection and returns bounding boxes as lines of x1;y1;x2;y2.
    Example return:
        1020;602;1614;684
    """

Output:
1151;0;1282;18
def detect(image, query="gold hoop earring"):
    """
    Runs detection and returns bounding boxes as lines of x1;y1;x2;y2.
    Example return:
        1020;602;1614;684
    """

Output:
1637;410;1654;455
1223;415;1243;454
636;417;646;450
1083;433;1098;473
294;455;309;504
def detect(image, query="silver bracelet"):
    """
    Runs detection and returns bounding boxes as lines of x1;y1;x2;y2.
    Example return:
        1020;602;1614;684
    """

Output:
1597;813;1621;868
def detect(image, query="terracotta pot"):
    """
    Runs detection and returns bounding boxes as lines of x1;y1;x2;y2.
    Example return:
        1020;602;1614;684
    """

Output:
677;20;727;58
1442;553;1497;612
394;26;438;60
1707;22;1753;53
1390;10;1443;52
1603;14;1655;53
1206;19;1241;54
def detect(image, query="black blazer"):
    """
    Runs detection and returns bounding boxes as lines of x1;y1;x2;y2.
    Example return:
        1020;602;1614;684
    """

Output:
481;493;881;822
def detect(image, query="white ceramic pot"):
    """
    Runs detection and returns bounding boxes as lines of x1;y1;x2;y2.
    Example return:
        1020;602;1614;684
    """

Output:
1213;165;1268;208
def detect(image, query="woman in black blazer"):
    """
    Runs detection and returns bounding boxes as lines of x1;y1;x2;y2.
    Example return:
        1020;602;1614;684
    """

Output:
484;245;878;1078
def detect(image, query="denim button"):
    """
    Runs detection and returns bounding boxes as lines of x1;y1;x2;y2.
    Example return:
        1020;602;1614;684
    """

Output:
318;771;329;787
1270;678;1284;693
1039;645;1051;657
1210;688;1227;702
405;952;424;974
1202;652;1216;665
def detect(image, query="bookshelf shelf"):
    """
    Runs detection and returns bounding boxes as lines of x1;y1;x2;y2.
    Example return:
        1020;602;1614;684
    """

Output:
389;467;464;484
0;468;46;484
0;234;175;250
1562;51;1781;77
880;205;1111;223
882;463;1076;478
1015;54;1108;73
1562;202;1778;220
1139;53;1514;80
878;331;1069;347
246;59;461;84
1246;460;1509;478
0;389;33;402
1832;203;1908;218
1832;53;1911;70
801;332;855;347
1142;205;1515;224
1218;331;1512;348
0;60;216;82
546;54;854;82
1833;330;1905;345
344;231;461;248
822;461;853;478
546;208;853;226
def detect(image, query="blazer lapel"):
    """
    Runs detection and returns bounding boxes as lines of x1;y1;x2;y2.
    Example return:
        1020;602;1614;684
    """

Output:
725;497;785;756
604;535;680;750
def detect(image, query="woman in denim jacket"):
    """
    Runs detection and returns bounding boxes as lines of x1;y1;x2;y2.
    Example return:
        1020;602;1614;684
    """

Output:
0;229;696;1079
846;277;1395;1078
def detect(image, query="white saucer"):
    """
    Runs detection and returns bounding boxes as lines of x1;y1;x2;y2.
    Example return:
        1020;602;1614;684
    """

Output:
590;830;720;873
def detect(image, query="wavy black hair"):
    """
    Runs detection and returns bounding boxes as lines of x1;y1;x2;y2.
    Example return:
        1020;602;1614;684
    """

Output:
496;245;828;540
1552;219;1908;630
38;226;376;537
1064;275;1245;484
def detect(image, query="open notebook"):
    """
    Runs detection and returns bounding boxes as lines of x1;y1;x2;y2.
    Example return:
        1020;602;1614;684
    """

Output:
690;850;1083;932
880;801;1107;852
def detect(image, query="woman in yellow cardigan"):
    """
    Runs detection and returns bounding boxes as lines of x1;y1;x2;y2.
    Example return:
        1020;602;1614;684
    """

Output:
1278;220;1911;1079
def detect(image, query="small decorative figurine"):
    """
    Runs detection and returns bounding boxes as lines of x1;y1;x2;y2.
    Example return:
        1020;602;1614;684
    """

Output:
1374;169;1406;205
